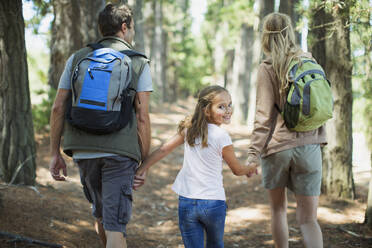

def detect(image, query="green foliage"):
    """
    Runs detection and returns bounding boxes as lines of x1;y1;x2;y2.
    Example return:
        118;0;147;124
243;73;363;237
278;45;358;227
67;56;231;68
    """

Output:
349;0;372;149
306;0;371;149
32;88;56;132
177;37;213;95
26;28;51;132
24;0;52;34
160;0;214;96
203;0;255;51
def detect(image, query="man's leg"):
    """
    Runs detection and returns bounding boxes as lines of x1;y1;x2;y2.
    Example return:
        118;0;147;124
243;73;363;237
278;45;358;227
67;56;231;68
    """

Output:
268;187;288;248
296;195;323;248
105;231;127;248
95;218;107;247
77;159;106;246
101;156;136;248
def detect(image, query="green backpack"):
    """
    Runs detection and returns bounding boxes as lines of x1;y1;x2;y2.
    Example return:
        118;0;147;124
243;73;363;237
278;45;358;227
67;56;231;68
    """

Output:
279;57;333;132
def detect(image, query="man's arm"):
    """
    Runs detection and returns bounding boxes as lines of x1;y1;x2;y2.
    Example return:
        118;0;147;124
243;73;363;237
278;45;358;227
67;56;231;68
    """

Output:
49;88;70;181
135;91;151;160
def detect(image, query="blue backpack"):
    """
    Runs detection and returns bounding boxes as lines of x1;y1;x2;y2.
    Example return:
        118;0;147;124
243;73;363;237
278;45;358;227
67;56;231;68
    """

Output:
66;43;147;134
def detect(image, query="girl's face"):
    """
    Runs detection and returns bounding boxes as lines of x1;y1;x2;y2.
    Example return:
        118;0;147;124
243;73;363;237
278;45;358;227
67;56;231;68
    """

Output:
206;91;233;126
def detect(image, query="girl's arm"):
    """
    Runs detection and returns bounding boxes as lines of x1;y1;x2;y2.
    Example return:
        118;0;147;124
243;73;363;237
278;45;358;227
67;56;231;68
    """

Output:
136;132;184;175
222;145;257;176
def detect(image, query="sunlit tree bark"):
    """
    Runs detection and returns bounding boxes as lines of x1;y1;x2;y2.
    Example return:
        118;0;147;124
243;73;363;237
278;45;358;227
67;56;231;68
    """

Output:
151;0;167;102
279;0;301;43
48;0;105;89
308;1;355;199
366;154;372;228
229;24;253;123
132;0;145;53
246;0;275;129
0;0;37;185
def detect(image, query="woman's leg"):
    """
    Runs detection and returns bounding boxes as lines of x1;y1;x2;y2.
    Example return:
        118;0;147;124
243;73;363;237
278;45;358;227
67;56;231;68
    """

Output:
268;187;288;248
295;195;323;248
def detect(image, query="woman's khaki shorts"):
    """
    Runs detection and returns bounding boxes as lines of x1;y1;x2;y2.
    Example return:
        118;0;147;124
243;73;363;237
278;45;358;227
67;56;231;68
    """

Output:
261;144;322;196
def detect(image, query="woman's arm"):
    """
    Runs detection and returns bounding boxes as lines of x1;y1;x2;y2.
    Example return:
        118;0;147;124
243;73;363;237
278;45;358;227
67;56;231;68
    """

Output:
223;145;258;176
248;65;277;165
136;132;185;175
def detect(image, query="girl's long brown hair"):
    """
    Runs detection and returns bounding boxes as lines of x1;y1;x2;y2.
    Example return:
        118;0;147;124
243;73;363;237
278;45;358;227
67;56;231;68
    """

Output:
261;13;302;99
178;85;227;147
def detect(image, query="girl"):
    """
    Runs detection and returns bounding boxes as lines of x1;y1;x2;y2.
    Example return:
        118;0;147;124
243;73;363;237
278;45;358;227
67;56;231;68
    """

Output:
246;13;326;248
135;85;257;248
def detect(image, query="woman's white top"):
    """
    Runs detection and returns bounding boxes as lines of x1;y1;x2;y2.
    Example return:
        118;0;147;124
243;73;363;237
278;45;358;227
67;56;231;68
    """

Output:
172;123;232;201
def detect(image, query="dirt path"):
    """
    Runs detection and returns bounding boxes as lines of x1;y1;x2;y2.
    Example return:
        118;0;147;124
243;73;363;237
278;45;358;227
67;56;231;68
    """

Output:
0;101;371;248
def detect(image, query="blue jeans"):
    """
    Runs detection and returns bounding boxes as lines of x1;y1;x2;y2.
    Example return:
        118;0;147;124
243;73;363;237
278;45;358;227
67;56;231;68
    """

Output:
178;196;227;248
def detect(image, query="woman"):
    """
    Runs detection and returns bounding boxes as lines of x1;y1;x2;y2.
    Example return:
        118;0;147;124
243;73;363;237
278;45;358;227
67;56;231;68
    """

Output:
247;13;326;248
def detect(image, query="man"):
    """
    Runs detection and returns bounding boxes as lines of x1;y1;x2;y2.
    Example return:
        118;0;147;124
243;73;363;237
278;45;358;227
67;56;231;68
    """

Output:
49;3;150;248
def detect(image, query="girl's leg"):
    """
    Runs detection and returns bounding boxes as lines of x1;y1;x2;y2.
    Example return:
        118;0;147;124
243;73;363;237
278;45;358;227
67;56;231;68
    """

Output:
203;200;227;248
268;187;288;248
178;197;204;248
295;195;323;248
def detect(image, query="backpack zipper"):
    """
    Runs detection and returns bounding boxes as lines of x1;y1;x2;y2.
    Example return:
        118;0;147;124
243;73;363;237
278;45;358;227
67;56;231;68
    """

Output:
71;57;121;102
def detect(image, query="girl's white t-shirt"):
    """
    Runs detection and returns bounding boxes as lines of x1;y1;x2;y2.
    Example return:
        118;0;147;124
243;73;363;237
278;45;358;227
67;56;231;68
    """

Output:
172;123;233;201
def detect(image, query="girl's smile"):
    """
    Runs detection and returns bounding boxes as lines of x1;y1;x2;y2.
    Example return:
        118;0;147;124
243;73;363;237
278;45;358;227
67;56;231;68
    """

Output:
207;91;233;126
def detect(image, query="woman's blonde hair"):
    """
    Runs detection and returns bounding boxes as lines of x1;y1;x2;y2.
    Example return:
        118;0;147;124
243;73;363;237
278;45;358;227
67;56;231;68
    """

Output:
261;13;302;98
178;85;227;147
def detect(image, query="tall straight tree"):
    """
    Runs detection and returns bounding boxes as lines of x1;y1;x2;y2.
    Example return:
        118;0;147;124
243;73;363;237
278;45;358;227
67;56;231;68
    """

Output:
132;0;146;53
229;24;253;123
167;0;191;102
279;0;300;43
0;0;37;185
151;0;167;102
48;0;105;89
308;0;355;199
246;0;274;129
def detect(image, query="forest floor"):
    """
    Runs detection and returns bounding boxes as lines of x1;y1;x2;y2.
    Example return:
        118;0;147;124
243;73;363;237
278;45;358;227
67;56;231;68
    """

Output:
0;99;372;248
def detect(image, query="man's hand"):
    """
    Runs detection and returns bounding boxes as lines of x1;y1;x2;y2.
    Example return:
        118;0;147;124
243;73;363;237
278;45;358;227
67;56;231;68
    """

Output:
133;170;146;190
49;154;67;181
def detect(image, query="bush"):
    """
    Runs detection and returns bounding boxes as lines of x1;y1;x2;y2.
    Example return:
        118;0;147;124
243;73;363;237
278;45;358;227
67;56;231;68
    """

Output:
32;88;56;132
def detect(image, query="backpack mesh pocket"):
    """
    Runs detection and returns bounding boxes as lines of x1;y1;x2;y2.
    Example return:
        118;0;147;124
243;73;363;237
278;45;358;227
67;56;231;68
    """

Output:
283;101;300;129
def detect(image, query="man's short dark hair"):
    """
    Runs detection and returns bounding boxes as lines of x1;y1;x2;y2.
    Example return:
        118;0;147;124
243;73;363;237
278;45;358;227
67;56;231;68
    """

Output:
98;3;133;37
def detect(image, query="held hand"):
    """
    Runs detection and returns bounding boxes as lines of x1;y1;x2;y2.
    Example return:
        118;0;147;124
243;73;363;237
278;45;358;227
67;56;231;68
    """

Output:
245;154;260;178
133;170;147;190
246;163;259;178
49;154;67;181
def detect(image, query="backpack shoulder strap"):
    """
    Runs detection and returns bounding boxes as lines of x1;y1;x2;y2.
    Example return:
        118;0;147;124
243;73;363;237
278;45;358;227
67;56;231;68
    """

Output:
120;49;147;59
87;43;104;50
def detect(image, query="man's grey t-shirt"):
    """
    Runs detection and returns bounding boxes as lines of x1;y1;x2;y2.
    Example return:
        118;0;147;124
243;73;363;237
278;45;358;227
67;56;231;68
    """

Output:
59;54;153;159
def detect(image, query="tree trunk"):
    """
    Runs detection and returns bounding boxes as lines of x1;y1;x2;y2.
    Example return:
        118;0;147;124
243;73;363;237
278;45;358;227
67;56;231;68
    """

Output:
308;1;355;199
365;153;372;228
246;0;274;130
151;0;167;102
213;22;228;87
260;0;275;18
0;0;37;185
362;8;372;227
229;24;253;124
48;0;105;89
279;0;301;44
132;0;146;53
